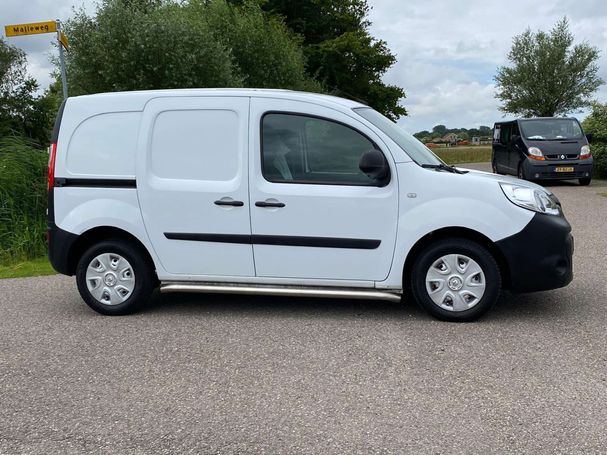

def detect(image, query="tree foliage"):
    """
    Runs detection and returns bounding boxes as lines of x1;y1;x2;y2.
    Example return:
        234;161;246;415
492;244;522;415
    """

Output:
63;0;318;96
261;0;406;120
495;17;603;117
582;102;607;178
0;39;48;144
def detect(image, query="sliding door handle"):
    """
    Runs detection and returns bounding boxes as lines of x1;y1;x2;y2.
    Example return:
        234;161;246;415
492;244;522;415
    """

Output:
214;199;244;207
255;200;285;208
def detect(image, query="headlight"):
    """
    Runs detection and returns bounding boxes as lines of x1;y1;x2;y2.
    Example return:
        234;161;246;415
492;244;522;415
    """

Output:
499;182;560;215
527;146;545;161
580;145;591;159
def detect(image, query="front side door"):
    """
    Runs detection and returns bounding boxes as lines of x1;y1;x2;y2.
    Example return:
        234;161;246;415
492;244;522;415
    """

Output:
137;96;254;277
248;98;399;282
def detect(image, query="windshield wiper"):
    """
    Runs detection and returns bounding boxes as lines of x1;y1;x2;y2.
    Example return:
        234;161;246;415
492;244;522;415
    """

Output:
421;163;468;174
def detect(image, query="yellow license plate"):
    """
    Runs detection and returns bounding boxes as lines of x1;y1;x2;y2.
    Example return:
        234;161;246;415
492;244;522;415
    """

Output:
555;167;574;172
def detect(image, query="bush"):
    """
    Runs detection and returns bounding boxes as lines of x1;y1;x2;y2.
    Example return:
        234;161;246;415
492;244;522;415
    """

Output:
590;143;607;179
0;136;47;263
582;102;607;178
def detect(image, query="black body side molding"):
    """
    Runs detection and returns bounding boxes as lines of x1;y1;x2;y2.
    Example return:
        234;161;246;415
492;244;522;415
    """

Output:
164;233;381;250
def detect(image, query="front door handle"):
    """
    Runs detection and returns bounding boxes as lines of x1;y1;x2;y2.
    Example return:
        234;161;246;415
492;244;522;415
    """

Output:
255;200;286;208
214;199;244;207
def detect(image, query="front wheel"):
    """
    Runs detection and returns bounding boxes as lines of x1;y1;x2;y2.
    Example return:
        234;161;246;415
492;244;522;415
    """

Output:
411;239;501;322
517;162;526;180
579;177;591;186
76;239;155;315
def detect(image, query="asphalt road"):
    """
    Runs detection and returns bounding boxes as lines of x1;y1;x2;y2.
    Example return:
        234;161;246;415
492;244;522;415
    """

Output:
1;165;606;454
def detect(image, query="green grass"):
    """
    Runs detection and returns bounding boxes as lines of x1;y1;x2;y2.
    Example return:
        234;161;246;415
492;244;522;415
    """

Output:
599;192;607;198
0;136;48;263
0;256;55;279
434;145;492;165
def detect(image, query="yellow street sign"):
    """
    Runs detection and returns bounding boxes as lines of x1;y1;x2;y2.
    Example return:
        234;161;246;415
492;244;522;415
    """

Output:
59;31;69;50
4;20;57;37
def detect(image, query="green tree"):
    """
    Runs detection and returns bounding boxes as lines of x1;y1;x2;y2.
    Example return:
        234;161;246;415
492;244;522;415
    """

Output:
0;38;42;143
261;0;406;120
432;124;447;135
582;102;607;177
63;0;317;96
495;17;603;117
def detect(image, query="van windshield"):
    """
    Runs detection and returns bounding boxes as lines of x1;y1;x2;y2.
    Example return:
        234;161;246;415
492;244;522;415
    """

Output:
520;119;583;141
353;107;443;166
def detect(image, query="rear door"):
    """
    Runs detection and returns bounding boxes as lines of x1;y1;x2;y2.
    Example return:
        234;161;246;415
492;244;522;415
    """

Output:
137;96;254;277
248;97;399;282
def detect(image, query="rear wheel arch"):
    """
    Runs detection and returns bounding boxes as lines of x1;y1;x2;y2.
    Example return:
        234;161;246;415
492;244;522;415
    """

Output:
66;226;157;281
402;227;510;291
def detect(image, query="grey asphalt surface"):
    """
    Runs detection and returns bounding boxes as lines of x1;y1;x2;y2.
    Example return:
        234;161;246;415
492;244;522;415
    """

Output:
1;164;607;454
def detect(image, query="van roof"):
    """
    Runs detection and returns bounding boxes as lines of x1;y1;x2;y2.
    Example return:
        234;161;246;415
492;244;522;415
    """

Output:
69;88;368;111
494;117;579;126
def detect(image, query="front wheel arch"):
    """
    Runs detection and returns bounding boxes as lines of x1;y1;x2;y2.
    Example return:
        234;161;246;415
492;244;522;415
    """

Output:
402;227;510;293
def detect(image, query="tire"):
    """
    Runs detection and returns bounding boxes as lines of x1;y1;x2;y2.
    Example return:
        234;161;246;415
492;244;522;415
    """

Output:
579;177;591;186
491;158;499;174
410;238;501;322
517;162;526;180
76;239;155;315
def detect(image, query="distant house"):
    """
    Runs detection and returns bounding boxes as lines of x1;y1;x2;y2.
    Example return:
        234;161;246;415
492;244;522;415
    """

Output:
441;133;458;144
472;136;480;144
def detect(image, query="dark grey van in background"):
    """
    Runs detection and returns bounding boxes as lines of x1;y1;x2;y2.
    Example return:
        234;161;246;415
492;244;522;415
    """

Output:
492;118;593;185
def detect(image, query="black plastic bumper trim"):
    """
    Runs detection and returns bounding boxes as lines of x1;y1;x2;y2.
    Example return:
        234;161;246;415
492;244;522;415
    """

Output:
47;222;79;276
496;212;573;293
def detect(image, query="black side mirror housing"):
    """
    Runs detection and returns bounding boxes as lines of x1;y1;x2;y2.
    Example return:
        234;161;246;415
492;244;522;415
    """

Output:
359;149;390;186
511;134;520;143
586;133;593;144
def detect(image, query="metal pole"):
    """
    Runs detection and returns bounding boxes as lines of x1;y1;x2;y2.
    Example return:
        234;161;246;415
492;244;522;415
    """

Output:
56;19;68;99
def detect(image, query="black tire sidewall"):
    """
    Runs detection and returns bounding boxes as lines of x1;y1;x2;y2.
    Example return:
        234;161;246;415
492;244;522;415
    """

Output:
76;240;154;315
579;178;591;186
411;239;501;322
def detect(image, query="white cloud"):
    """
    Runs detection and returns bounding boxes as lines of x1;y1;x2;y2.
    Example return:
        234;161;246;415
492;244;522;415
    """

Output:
367;0;607;132
1;0;606;133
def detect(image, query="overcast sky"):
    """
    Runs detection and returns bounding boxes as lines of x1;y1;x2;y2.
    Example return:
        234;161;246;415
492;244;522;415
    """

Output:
2;0;607;132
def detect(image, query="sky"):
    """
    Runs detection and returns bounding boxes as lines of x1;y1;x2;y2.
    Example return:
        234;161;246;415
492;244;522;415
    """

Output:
2;0;607;133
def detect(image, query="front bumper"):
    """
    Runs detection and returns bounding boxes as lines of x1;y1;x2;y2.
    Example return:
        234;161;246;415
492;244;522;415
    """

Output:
496;212;573;293
522;158;593;180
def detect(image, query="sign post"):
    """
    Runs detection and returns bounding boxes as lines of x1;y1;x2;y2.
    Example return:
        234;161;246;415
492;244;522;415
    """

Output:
56;20;68;100
4;19;69;99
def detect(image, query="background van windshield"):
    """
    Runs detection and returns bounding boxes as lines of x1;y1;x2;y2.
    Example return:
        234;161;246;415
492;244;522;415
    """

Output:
520;119;583;141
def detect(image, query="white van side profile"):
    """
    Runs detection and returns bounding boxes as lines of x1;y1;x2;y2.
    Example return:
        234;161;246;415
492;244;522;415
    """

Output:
47;89;573;321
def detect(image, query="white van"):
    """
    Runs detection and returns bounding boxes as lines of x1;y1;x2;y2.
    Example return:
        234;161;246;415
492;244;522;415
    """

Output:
47;89;573;321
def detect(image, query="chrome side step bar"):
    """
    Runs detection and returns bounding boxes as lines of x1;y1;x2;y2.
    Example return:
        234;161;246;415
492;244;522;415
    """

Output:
160;282;402;303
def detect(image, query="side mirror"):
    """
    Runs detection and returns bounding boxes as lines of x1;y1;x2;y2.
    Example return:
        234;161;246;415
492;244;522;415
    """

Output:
359;149;390;185
511;134;520;143
586;133;593;144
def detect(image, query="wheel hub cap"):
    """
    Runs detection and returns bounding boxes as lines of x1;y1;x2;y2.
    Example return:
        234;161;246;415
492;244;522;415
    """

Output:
104;272;117;287
86;253;135;306
448;276;463;291
425;254;486;312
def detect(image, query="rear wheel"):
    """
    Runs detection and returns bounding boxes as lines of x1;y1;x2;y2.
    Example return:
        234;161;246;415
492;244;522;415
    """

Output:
411;239;501;322
76;239;155;315
579;177;591;186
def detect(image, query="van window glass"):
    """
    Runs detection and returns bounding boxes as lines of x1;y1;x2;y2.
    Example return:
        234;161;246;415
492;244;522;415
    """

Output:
261;113;378;185
151;109;239;181
500;124;511;145
519;119;583;141
493;126;501;142
353;107;443;166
